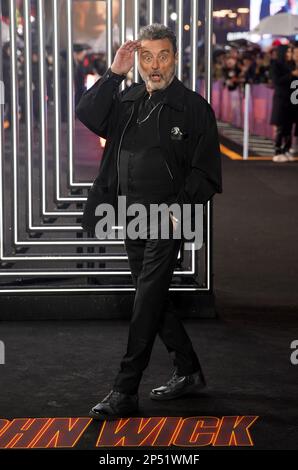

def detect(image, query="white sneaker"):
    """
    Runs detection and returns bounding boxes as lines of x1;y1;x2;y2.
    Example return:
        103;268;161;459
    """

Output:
284;151;296;161
272;153;289;162
288;146;298;155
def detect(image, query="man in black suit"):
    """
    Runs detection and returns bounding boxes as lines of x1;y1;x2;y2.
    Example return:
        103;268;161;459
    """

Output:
76;23;222;420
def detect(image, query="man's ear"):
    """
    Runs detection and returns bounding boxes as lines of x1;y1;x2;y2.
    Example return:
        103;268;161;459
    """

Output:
175;52;178;65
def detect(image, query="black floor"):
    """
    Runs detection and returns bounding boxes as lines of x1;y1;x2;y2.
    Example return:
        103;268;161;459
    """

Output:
0;156;298;450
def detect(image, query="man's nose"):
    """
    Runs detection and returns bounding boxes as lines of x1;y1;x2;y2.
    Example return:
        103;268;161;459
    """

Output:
151;57;160;69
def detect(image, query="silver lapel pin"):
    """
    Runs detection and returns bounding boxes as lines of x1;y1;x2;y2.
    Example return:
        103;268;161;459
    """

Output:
171;126;183;136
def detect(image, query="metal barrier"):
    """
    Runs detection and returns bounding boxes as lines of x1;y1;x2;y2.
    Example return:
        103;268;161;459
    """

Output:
208;80;275;141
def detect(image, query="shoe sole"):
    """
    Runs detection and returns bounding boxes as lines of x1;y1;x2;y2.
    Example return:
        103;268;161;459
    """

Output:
88;408;140;421
149;383;206;401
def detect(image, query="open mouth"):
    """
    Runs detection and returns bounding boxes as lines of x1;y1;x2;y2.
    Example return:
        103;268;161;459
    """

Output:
150;73;162;81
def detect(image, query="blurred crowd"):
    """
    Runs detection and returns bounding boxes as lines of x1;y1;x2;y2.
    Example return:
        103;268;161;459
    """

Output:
211;40;298;161
211;40;298;90
2;41;110;128
2;38;298;162
212;44;271;89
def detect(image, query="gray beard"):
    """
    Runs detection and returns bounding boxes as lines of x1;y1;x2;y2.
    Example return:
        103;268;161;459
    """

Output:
138;65;176;92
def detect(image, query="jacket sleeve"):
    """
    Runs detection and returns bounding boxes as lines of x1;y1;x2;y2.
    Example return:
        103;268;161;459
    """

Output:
175;101;222;213
75;67;127;138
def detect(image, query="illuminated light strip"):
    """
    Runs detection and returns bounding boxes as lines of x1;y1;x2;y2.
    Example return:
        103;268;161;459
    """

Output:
66;0;90;189
0;287;209;292
39;0;91;204
0;248;192;271
5;238;195;274
10;0;197;278
25;0;162;221
0;205;195;271
1;210;196;266
9;0;19;246
52;0;85;202
0;0;4;254
133;0;139;83
26;1;108;218
38;0;48;218
148;0;154;24
0;3;205;287
2;213;197;266
25;0;84;220
176;0;183;81
162;0;168;26
21;1;88;225
1;107;196;269
3;9;196;270
52;0;63;201
63;3;91;190
192;0;211;290
119;0;126;94
107;0;113;72
0;248;194;275
24;0;34;232
1;81;196;269
206;201;210;290
2;8;194;280
32;0;87;217
0;269;193;276
8;0;198;271
11;240;126;245
0;240;195;274
29;0;112;217
0;188;195;270
37;0;52;219
205;0;212;291
1;134;196;269
190;0;198;93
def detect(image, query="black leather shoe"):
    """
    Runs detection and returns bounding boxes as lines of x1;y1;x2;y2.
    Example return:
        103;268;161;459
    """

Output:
150;368;206;401
89;390;139;421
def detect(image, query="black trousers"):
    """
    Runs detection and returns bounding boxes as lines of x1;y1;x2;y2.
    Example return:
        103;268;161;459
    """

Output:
112;212;202;394
274;122;292;154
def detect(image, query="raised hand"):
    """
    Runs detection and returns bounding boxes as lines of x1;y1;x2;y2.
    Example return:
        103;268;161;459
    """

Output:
110;40;142;75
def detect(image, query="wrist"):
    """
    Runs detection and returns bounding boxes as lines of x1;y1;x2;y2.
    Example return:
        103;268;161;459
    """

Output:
110;65;126;77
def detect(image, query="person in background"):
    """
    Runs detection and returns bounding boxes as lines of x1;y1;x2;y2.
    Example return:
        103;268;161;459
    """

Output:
222;54;241;91
288;43;298;157
213;50;226;80
238;52;255;85
270;44;296;162
73;43;91;109
249;52;270;84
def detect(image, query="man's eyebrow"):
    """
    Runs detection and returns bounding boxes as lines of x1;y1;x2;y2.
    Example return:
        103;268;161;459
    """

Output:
141;49;170;54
